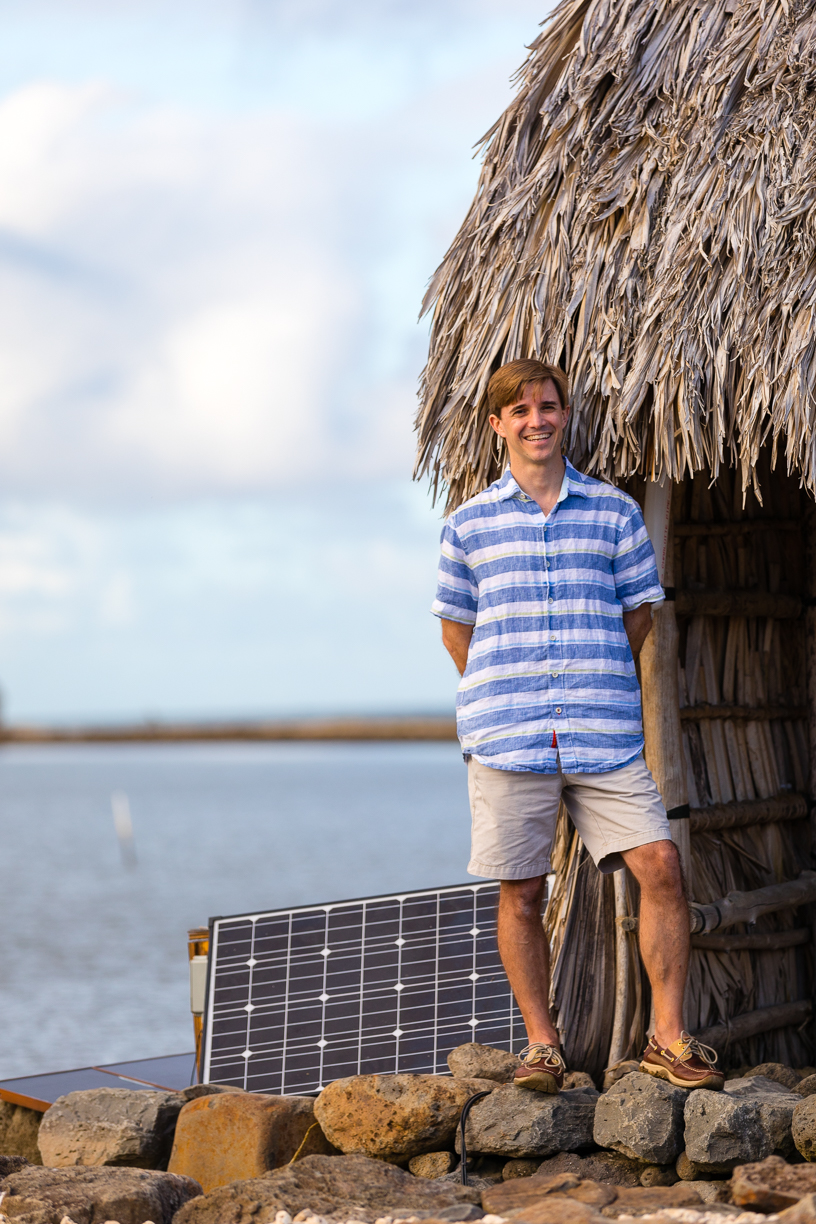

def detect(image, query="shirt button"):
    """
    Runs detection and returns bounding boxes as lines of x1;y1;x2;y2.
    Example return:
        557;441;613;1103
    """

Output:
556;707;562;714
548;597;553;603
550;636;556;641
552;672;558;678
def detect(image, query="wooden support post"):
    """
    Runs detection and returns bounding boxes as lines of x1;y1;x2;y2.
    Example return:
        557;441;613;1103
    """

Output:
695;999;813;1050
607;870;632;1068
640;480;692;887
689;870;816;934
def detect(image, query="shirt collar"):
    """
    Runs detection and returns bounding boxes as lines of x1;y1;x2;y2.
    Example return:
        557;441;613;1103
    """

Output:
496;457;588;502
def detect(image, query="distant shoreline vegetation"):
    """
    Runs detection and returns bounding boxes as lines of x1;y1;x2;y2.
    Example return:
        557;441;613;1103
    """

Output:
0;716;458;744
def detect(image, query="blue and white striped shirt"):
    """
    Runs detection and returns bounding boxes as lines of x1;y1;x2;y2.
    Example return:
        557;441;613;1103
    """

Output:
432;459;664;773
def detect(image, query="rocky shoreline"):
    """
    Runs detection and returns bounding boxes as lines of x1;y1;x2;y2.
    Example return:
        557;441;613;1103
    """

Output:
2;1044;816;1224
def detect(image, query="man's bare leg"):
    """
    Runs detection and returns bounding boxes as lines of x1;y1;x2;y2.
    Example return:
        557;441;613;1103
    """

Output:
497;876;560;1046
621;839;688;1047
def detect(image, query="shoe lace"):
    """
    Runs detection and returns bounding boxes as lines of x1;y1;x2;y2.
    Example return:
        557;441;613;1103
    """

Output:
678;1033;719;1067
519;1042;565;1070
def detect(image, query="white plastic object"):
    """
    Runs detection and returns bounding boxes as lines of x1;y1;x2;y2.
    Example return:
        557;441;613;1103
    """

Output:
190;954;208;1015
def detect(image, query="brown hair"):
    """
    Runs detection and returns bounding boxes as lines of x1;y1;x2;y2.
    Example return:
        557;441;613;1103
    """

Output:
487;359;569;416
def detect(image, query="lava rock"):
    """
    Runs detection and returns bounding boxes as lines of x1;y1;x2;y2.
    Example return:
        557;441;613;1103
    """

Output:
173;1152;482;1224
482;1171;615;1216
483;1173;702;1221
0;1154;30;1176
593;1072;687;1164
168;1091;335;1192
793;1095;816;1161
675;1151;733;1180
533;1150;651;1188
37;1088;186;1169
564;1073;597;1092
684;1075;801;1166
692;1180;731;1204
455;1085;596;1160
0;1164;201;1224
313;1074;496;1164
502;1159;542;1180
638;1164;678;1187
779;1193;816;1223
447;1044;518;1084
797;1076;816;1099
180;1084;246;1101
744;1063;802;1090
408;1151;457;1178
731;1155;816;1211
602;1061;641;1092
0;1101;42;1166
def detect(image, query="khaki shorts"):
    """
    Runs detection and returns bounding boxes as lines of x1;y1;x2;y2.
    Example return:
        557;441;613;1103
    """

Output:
467;753;671;878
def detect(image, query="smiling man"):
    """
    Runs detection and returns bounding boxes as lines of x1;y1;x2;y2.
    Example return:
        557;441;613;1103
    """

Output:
433;358;723;1095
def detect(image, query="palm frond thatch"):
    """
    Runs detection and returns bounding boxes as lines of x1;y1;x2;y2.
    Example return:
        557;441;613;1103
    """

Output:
415;0;816;513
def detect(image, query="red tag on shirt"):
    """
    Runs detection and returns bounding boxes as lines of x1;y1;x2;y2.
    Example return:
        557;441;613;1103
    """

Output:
551;730;557;748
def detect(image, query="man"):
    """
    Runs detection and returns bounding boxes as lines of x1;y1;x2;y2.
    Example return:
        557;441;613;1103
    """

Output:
433;358;723;1094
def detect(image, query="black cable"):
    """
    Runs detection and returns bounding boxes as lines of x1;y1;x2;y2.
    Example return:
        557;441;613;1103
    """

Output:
459;1090;492;1186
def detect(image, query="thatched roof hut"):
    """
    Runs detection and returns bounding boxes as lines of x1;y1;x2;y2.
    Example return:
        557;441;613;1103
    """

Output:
416;0;816;512
416;0;816;1076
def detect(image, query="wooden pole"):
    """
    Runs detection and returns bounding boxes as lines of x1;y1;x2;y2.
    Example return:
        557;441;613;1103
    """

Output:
640;480;692;886
607;870;632;1067
695;999;812;1050
689;870;816;934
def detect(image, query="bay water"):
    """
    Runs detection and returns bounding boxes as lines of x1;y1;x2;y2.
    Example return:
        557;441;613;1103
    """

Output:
0;741;471;1079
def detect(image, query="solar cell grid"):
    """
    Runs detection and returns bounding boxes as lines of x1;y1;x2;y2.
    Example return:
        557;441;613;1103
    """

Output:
202;882;524;1095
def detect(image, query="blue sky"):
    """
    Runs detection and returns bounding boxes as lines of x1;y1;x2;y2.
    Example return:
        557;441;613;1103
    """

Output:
0;0;547;723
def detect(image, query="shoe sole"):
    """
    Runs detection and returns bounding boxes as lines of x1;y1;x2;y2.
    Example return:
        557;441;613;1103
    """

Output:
639;1060;724;1091
514;1071;560;1094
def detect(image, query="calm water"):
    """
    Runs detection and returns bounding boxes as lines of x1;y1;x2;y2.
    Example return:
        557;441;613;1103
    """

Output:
0;742;471;1079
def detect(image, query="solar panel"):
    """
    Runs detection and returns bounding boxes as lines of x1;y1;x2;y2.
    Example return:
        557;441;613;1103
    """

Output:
201;881;523;1095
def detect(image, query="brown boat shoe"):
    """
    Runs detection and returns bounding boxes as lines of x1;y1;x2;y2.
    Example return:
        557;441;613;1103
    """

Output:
514;1042;565;1093
640;1031;725;1090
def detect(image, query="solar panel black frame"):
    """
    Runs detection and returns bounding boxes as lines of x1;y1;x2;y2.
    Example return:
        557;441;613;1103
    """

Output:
201;881;524;1095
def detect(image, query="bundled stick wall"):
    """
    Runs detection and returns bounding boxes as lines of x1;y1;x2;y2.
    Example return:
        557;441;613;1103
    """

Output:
545;456;814;1077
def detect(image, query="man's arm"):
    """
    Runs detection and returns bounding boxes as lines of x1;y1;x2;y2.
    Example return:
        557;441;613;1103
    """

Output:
441;619;474;676
623;603;653;662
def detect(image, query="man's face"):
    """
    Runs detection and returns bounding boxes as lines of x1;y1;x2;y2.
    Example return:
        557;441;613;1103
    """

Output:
489;378;570;466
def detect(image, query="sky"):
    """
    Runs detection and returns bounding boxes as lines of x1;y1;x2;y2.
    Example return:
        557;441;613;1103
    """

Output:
0;0;548;724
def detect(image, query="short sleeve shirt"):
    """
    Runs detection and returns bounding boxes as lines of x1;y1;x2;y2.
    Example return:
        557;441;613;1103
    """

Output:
432;459;665;773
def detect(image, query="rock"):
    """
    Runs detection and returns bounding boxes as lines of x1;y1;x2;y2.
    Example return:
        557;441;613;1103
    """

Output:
37;1088;185;1170
731;1155;816;1212
409;1152;457;1179
503;1160;542;1180
597;1183;703;1217
173;1153;482;1224
0;1102;42;1166
500;1199;603;1224
797;1077;816;1099
482;1171;613;1215
484;1175;701;1221
779;1193;816;1224
638;1166;678;1187
180;1084;246;1101
448;1046;517;1085
314;1075;496;1165
0;1165;201;1224
794;1096;816;1161
593;1073;687;1165
603;1062;641;1092
684;1076;801;1167
564;1073;597;1092
456;1085;596;1160
168;1091;334;1193
744;1064;802;1090
534;1150;649;1188
676;1151;733;1180
691;1180;730;1205
0;1154;31;1176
